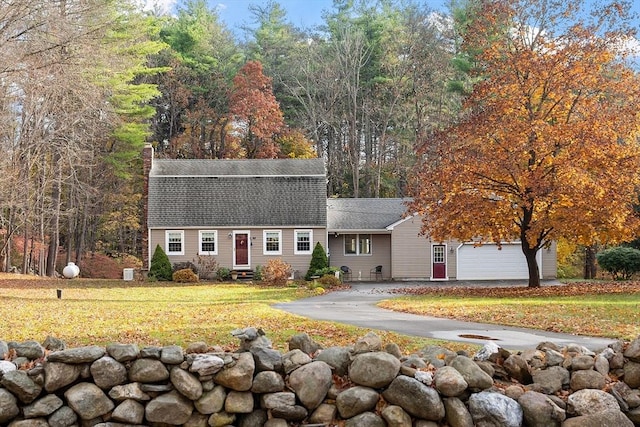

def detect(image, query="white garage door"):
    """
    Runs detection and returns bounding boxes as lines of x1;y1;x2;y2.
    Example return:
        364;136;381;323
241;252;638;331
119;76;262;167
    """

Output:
456;243;541;280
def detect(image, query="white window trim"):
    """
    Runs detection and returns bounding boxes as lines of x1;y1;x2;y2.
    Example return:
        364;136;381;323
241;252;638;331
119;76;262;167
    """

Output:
344;233;373;256
433;244;445;263
263;230;282;255
294;229;313;255
358;233;372;256
165;230;184;256
198;230;218;255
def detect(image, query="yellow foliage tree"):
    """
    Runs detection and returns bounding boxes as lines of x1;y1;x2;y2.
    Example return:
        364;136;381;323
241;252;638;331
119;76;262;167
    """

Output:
409;0;640;287
277;129;317;159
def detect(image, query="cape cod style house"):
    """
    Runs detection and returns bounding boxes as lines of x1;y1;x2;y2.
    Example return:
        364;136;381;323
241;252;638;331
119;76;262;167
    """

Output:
142;144;557;281
142;144;326;278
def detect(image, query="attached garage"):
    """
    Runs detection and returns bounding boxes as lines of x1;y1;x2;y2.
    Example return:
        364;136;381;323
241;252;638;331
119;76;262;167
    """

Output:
456;243;542;280
328;198;556;281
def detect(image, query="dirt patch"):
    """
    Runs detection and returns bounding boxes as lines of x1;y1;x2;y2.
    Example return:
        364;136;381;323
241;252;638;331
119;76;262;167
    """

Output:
458;333;499;340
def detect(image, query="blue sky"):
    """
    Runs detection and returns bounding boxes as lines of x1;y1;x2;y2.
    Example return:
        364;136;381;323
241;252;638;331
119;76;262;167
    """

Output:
217;0;337;31
205;0;640;32
145;0;449;31
214;0;449;33
144;0;639;51
146;1;640;27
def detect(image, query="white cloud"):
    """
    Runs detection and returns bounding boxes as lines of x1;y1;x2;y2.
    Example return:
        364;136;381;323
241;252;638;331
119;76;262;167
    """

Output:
135;0;177;15
615;34;640;58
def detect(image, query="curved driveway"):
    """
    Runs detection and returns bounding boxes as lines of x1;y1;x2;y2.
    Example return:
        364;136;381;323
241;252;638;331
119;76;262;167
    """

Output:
273;281;616;351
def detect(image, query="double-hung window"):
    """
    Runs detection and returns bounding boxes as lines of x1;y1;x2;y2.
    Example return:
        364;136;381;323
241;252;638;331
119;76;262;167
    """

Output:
166;230;184;255
344;234;371;255
263;230;282;255
199;230;217;255
433;245;445;264
294;230;313;254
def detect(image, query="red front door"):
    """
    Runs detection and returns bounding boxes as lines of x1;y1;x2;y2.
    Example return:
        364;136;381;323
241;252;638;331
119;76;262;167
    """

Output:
432;245;447;279
234;233;249;267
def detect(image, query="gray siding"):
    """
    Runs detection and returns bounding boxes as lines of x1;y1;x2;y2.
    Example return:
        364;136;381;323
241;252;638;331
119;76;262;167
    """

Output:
541;240;557;279
448;242;460;280
389;217;462;280
149;227;326;277
390;216;431;280
328;234;391;280
387;215;559;281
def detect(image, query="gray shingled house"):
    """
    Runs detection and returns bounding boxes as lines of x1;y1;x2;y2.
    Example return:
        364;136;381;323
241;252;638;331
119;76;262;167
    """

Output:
326;198;556;281
326;198;405;281
143;145;557;281
143;145;326;278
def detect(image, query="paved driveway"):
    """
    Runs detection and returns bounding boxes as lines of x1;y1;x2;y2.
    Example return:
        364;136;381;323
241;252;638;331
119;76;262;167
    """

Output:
273;281;616;351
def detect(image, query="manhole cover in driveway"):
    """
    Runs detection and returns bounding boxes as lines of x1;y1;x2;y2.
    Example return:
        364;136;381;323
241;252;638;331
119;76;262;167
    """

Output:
458;334;500;340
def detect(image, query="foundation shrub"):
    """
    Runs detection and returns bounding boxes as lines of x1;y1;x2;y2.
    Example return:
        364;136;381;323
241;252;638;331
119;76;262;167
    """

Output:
172;268;199;283
306;242;328;280
149;245;172;281
254;265;263;281
263;258;292;286
192;255;218;279
216;267;231;281
318;273;341;288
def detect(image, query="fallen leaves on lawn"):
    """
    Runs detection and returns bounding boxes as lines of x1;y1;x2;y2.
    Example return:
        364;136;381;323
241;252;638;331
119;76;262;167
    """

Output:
0;273;43;281
380;281;640;340
387;281;640;298
0;278;478;355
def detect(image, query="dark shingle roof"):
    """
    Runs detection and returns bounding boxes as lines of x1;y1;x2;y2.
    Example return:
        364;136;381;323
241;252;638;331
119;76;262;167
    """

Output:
150;158;325;177
148;158;326;228
327;198;409;231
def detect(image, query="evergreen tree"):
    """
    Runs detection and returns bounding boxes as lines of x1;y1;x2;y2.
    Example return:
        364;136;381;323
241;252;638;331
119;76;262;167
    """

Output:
149;245;173;281
306;242;328;280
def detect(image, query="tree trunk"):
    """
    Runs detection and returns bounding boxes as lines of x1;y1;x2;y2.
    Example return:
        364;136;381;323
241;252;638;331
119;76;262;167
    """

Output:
21;222;29;274
45;230;57;277
66;211;73;265
39;248;46;277
584;245;597;279
28;237;35;274
350;119;359;198
523;245;541;288
520;205;541;287
4;207;15;272
75;200;88;265
46;157;62;277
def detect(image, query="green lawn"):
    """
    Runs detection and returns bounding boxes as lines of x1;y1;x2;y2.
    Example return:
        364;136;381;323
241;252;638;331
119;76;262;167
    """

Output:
0;278;470;354
379;290;640;340
7;278;632;353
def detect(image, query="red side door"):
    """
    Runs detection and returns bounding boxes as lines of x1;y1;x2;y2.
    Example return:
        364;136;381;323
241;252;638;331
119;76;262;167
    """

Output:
432;244;447;279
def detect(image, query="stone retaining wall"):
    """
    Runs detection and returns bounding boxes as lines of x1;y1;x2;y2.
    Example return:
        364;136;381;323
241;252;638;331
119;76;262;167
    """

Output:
1;329;640;426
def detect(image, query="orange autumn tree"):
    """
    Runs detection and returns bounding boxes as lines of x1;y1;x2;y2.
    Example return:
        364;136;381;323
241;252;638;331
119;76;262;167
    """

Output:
409;0;640;287
229;60;285;158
